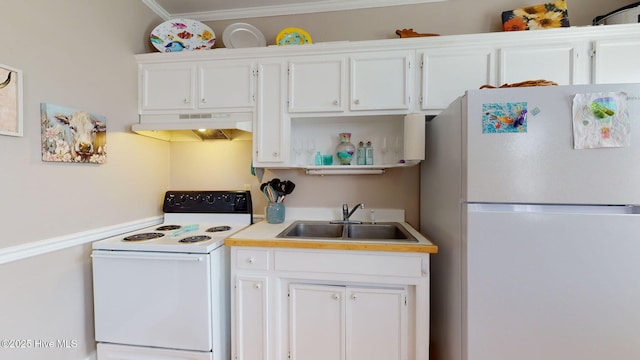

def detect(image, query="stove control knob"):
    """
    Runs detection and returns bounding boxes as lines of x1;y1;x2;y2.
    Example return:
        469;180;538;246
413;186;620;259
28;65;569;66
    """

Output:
195;194;204;202
166;195;176;207
206;195;215;204
235;197;247;210
179;194;189;204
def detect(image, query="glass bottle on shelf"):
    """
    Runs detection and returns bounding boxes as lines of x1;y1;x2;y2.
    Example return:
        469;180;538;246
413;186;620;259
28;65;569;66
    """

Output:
365;141;374;165
336;132;356;165
357;141;365;165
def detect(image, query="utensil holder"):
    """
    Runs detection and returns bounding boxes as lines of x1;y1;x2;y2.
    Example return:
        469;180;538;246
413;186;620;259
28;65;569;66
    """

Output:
266;202;285;224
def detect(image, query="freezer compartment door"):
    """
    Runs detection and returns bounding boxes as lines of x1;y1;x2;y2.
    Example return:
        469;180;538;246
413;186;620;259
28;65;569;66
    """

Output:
463;83;640;204
465;203;640;360
97;343;213;360
92;250;213;351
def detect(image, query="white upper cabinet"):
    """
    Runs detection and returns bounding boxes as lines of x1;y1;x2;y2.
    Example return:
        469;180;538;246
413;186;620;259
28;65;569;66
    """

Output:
420;47;495;111
498;42;588;86
139;61;256;114
350;51;414;111
593;38;640;84
199;60;256;110
140;63;196;112
254;59;288;167
288;56;347;113
288;51;414;114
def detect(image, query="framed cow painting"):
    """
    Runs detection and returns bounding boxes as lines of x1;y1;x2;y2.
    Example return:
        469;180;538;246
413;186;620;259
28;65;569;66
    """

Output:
40;103;107;164
0;63;23;137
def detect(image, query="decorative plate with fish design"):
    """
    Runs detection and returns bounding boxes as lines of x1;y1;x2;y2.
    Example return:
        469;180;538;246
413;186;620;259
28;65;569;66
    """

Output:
276;27;312;46
150;18;216;52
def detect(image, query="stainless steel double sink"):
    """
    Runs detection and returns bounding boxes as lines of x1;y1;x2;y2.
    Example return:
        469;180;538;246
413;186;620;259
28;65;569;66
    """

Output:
276;221;418;242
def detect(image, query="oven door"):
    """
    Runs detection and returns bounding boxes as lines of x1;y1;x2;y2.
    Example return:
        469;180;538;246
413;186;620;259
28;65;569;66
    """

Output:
92;250;213;351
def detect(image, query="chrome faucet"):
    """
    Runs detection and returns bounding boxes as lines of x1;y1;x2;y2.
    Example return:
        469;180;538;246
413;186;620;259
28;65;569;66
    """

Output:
342;203;365;223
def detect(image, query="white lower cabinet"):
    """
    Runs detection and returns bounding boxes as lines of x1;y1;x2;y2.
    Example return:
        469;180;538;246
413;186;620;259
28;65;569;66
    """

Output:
234;276;269;360
289;284;407;360
346;287;407;360
289;284;346;360
230;247;430;360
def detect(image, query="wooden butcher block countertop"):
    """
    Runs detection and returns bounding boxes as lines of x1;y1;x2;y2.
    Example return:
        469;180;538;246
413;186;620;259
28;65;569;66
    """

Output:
226;219;438;254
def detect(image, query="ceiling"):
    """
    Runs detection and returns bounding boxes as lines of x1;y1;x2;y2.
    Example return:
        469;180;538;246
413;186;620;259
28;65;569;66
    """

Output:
143;0;446;21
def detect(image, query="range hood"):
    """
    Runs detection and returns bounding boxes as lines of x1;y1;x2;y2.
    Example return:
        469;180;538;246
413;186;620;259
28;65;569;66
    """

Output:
132;112;253;141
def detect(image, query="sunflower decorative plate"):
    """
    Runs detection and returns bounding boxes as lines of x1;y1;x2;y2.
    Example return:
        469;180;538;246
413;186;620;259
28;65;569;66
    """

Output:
276;27;312;46
150;18;216;52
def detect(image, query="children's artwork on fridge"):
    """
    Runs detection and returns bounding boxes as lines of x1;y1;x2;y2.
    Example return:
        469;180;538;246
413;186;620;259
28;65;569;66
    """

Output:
482;102;528;134
572;92;629;149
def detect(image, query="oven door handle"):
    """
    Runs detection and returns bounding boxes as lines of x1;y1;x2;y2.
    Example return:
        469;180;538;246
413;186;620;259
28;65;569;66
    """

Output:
91;252;206;262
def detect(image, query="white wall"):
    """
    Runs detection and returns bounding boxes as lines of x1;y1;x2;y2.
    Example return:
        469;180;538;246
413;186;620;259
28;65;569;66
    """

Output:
197;0;633;49
169;140;421;226
0;1;162;359
1;1;166;248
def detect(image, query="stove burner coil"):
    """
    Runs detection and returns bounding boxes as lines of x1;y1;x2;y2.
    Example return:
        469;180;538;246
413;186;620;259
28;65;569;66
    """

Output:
156;225;181;231
123;232;165;241
179;235;212;243
207;225;232;232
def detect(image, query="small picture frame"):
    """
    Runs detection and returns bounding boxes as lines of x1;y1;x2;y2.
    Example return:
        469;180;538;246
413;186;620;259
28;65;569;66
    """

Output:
41;103;107;164
0;63;23;137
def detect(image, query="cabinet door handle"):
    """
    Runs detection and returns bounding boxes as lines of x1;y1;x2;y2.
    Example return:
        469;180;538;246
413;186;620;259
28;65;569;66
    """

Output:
183;98;189;104
332;294;340;300
333;100;339;106
353;99;360;105
201;98;207;103
272;152;279;157
247;257;255;264
254;283;261;289
351;294;357;300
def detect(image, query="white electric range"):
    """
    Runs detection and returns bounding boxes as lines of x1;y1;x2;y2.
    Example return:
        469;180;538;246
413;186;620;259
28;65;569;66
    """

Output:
92;190;253;360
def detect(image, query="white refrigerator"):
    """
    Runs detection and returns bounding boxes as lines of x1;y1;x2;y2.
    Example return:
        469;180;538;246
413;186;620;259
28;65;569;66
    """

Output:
420;83;640;360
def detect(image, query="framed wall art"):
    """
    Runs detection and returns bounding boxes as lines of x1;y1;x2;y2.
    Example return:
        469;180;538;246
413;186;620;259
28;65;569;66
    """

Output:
0;63;23;137
40;103;107;164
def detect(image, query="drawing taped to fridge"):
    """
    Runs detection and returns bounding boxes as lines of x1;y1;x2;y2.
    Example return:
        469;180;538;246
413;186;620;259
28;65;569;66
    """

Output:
572;91;630;149
482;102;528;133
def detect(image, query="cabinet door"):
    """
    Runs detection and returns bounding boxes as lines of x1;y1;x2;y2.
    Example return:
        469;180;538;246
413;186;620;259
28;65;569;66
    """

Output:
346;287;407;360
593;38;640;84
254;60;287;166
140;63;196;112
498;43;585;86
350;51;414;111
199;61;256;109
289;284;346;360
289;56;346;112
234;276;269;360
420;47;494;111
